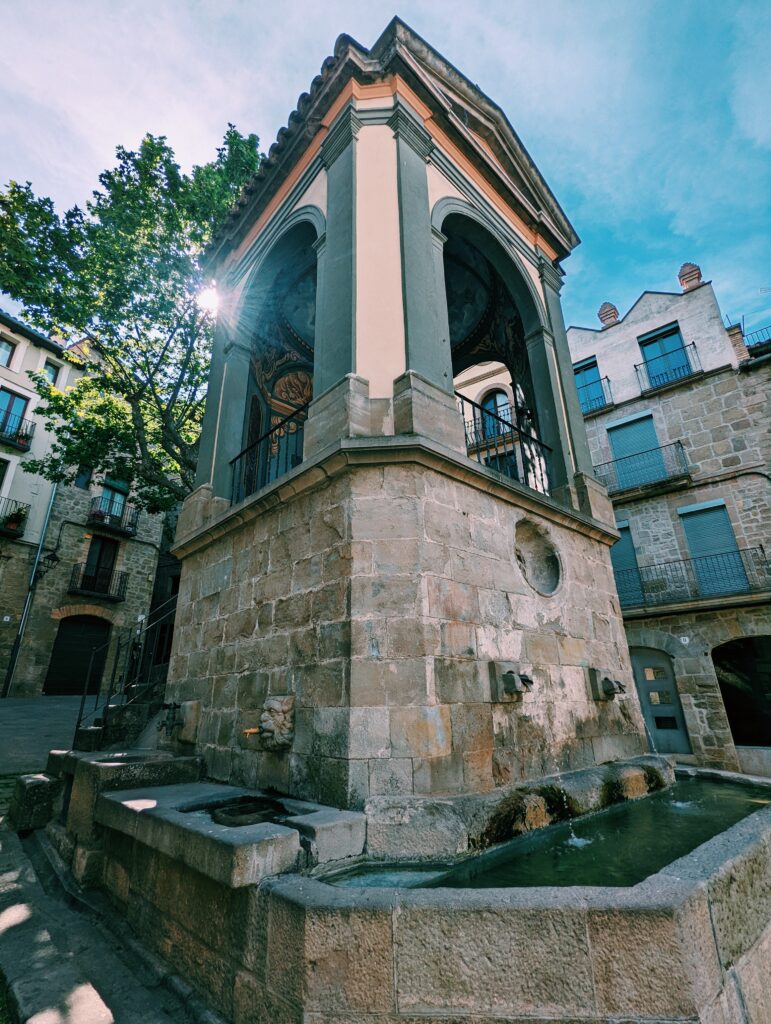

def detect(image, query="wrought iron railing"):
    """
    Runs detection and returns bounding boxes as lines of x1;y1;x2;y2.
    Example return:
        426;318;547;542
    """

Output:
0;496;31;538
576;376;613;414
456;392;551;496
594;441;690;494
73;593;178;741
635;343;701;391
230;401;309;505
615;547;769;609
0;411;36;449
69;562;129;601
744;324;771;350
87;495;139;535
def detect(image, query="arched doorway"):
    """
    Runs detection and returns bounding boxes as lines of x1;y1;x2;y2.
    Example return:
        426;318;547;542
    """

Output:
43;615;111;696
232;221;318;502
442;214;555;495
712;636;771;747
630;647;691;755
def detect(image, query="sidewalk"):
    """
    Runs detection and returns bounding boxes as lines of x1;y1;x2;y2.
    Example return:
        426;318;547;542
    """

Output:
0;697;83;774
0;824;217;1023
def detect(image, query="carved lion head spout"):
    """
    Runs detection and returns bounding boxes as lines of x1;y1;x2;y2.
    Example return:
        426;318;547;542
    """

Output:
259;695;295;751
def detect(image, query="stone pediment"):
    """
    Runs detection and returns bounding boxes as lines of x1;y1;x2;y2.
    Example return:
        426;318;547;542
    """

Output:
206;17;578;268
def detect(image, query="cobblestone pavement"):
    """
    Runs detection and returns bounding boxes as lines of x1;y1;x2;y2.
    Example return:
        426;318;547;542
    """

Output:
0;825;208;1023
0;696;83;775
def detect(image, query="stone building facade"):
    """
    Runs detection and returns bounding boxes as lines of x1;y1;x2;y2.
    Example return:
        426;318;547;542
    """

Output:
567;266;770;773
166;18;648;810
0;309;163;700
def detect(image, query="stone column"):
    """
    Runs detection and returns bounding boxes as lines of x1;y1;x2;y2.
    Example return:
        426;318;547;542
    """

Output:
523;327;573;496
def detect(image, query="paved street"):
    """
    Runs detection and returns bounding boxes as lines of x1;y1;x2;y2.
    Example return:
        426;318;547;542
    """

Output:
0;696;83;775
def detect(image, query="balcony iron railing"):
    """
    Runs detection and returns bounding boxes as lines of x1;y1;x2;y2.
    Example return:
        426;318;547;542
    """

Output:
230;401;309;505
594;441;690;495
0;412;36;450
576;376;613;414
69;563;129;602
635;343;701;391
0;496;31;538
456;392;551;496
87;495;139;536
744;324;771;350
615;547;769;610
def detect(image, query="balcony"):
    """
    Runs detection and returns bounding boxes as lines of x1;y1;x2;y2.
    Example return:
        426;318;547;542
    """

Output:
456;392;551;496
69;563;129;602
635;342;701;392
231;402;308;505
594;441;690;496
0;496;31;538
0;413;36;451
615;547;770;610
576;376;613;415
744;324;771;353
87;496;139;536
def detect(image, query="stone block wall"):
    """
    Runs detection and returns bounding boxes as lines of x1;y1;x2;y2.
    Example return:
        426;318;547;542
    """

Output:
625;605;771;770
168;455;646;808
6;482;163;697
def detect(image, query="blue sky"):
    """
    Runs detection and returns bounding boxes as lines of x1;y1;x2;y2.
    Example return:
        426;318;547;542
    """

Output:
1;0;769;332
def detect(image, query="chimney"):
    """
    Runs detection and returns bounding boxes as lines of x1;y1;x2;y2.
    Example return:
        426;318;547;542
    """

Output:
678;262;703;291
597;302;619;327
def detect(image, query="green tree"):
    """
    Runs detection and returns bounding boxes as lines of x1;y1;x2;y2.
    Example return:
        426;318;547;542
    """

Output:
0;126;260;510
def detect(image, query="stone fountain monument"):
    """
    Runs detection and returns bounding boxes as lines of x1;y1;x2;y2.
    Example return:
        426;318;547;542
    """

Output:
166;16;647;816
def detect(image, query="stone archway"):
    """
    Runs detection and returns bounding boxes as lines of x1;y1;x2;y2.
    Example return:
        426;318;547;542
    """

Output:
43;614;111;696
712;636;771;748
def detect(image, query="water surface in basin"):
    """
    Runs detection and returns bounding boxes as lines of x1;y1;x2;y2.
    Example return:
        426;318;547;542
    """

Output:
328;778;770;889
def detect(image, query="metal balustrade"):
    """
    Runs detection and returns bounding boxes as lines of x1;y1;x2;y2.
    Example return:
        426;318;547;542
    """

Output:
230;401;309;505
87;495;140;535
0;496;31;538
456;392;551;496
594;441;690;494
744;324;771;350
69;563;129;601
615;547;769;609
576;376;613;414
635;343;701;391
0;411;36;449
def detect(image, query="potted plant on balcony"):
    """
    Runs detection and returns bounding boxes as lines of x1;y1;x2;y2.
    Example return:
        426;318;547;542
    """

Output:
2;505;28;533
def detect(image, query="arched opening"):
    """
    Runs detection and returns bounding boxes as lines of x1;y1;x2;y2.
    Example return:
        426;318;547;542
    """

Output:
231;221;318;502
442;214;552;494
43;615;111;696
712;636;771;748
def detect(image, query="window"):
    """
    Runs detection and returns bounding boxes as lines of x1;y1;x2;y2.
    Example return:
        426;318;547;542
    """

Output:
98;485;127;516
638;324;693;388
0;458;8;491
0;339;14;368
607;414;666;489
610;523;644;607
573;357;608;413
74;465;93;490
43;360;60;385
0;387;29;437
480;389;512;438
678;501;748;597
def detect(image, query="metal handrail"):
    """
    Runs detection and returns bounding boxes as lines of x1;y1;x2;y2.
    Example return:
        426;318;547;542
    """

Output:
635;342;701;391
230;401;309;505
455;391;551;496
593;440;690;494
576;376;613;413
744;324;771;349
73;592;179;740
0;411;36;448
87;495;140;534
69;562;129;601
615;546;769;609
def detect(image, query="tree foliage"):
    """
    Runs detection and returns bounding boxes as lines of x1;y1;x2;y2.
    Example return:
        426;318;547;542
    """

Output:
0;127;260;510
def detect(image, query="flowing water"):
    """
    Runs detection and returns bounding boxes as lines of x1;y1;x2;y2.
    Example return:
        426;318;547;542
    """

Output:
326;778;769;890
